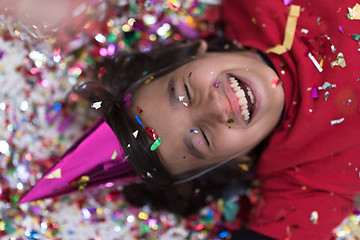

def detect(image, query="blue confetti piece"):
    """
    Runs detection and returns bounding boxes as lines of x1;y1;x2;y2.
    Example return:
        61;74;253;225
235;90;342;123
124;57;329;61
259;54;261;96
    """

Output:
135;115;143;126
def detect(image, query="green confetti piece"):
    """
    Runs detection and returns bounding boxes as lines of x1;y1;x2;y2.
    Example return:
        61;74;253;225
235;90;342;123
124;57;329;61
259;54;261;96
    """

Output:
223;200;240;222
108;33;117;43
353;34;360;41
111;150;118;160
150;138;161;151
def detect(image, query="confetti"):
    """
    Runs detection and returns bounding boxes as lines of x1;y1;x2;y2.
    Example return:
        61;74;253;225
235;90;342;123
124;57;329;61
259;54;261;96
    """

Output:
347;3;360;20
190;129;198;133
331;52;346;68
111;150;118;160
271;76;280;88
146;127;159;141
310;211;319;224
178;96;185;101
132;130;139;138
144;76;154;84
324;91;329;101
353;34;360;41
330;118;345;125
135;115;143;126
266;5;300;54
91;101;102;109
123;93;132;108
45;168;62;179
318;82;336;90
71;175;90;191
150;138;161;151
311;86;318;99
308;52;323;72
238;163;249;172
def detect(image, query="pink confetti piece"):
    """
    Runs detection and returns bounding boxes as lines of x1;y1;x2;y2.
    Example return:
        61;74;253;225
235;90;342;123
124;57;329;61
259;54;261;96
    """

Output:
311;86;318;99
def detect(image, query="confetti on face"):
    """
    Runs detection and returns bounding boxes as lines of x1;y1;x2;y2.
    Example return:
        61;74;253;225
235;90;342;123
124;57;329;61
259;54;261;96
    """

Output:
90;101;102;110
213;81;219;88
190;129;198;134
178;96;185;102
135;115;143;126
271;77;280;88
183;102;188;107
150;138;162;151
111;150;118;160
227;118;234;128
132;130;139;138
330;117;345;125
198;141;202;145
137;106;143;114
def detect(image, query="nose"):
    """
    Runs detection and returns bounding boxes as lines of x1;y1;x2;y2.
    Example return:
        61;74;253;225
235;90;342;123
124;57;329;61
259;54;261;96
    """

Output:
191;90;228;124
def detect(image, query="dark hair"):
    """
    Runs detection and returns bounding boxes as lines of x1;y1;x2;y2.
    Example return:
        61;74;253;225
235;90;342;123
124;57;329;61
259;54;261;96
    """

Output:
73;38;257;216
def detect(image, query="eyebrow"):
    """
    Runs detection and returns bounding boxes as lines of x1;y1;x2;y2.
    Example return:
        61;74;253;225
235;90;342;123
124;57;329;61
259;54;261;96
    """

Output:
183;136;205;159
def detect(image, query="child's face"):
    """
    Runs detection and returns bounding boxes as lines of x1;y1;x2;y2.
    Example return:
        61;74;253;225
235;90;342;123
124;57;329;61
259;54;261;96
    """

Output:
129;51;284;175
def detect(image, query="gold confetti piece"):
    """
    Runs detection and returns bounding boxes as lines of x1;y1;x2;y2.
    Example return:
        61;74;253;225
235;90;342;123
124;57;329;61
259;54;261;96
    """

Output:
310;211;319;224
45;168;62;179
71;175;89;191
145;76;154;84
111;150;118;160
132;130;139;138
238;163;249;172
331;53;346;68
348;3;360;20
266;5;301;55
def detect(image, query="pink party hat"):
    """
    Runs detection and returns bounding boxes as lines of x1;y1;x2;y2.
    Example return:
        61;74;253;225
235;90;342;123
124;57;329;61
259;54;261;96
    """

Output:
19;118;140;204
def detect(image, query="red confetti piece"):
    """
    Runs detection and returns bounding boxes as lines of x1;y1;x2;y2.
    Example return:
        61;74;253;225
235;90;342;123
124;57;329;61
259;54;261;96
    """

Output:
271;77;280;88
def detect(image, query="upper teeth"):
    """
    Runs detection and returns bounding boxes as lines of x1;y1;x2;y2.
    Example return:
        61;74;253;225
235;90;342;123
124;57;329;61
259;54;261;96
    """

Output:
229;76;255;121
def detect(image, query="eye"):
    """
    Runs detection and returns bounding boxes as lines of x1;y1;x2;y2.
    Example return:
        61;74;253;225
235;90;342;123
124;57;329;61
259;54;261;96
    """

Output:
200;128;210;146
184;84;191;103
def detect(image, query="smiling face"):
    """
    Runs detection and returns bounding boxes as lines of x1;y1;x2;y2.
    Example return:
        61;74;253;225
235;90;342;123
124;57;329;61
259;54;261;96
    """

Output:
128;48;285;175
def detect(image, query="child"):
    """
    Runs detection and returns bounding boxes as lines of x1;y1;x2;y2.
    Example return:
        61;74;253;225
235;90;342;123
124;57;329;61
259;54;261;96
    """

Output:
21;0;360;239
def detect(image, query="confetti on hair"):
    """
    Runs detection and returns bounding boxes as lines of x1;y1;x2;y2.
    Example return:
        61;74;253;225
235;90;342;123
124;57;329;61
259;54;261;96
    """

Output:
146;172;153;178
331;52;346;68
132;130;139;138
308;52;323;72
91;101;102;109
111;150;118;160
310;211;319;224
330;118;344;125
271;77;280;88
347;3;360;20
146;127;159;141
97;66;107;78
190;129;198;133
135;115;143;126
238;163;249;172
45;168;62;179
150;138;162;151
145;76;154;84
311;86;318;99
123;93;132;108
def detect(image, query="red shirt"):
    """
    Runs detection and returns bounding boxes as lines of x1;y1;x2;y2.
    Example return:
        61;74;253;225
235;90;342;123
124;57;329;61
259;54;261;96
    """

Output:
223;0;360;239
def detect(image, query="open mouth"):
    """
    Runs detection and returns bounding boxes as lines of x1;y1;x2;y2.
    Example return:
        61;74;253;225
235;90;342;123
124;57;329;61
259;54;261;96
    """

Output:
229;75;256;122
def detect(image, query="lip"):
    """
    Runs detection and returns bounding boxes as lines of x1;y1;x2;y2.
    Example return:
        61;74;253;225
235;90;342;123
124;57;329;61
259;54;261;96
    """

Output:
224;73;261;125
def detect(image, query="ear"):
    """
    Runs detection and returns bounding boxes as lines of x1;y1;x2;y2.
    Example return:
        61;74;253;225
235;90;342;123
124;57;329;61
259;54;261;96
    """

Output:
196;40;208;55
